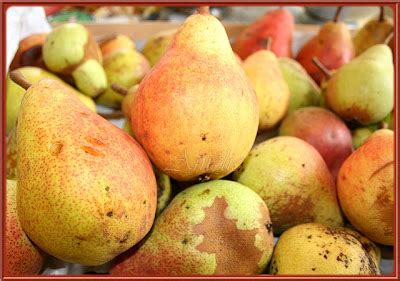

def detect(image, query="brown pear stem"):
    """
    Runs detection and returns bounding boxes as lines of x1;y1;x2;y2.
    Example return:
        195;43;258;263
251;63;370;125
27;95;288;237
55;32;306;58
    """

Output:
197;6;210;15
333;6;343;22
384;31;394;45
9;70;32;90
312;57;332;79
111;83;128;96
379;6;385;22
98;110;124;119
262;37;273;51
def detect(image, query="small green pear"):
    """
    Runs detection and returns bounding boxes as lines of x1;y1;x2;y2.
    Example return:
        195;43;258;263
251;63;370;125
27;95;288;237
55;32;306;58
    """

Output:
269;223;380;275
326;44;393;125
154;167;172;216
142;29;176;66
6;66;96;134
111;180;274;275
351;125;378;149
42;23;107;97
278;58;321;113
233;136;343;234
6;180;46;275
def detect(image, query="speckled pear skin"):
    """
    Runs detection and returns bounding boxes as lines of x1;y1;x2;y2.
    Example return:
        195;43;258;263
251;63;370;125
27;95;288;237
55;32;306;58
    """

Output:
269;223;380;275
110;180;274;275
6;127;18;179
278;58;321;113
326;45;394;125
6;180;46;275
131;10;259;182
16;79;157;265
233;136;343;234
6;66;96;134
337;129;394;245
97;50;150;108
242;50;290;131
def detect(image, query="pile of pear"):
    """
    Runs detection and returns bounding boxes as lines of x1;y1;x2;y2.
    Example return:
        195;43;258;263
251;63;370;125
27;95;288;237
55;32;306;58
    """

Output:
5;5;394;276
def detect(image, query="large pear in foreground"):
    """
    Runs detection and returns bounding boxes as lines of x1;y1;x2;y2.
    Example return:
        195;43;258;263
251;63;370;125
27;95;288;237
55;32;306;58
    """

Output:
131;7;259;182
16;77;157;265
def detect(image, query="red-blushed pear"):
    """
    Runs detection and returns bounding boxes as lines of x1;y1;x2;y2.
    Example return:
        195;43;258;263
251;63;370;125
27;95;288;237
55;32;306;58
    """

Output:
12;71;157;265
111;180;274;275
337;129;394;246
233;8;294;60
296;7;354;84
131;7;259;182
9;33;47;71
6;180;46;275
279;107;353;179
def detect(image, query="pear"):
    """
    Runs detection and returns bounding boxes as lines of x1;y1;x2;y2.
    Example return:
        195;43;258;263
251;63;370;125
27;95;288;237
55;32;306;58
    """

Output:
100;34;136;58
269;223;380;275
353;7;393;56
14;73;157;265
278;58;321;113
337;129;394;245
233;136;343;234
233;8;294;59
9;33;47;70
6;127;18;179
42;23;107;97
111;180;274;275
242;48;290;131
142;29;176;66
96;50;149;108
325;44;393;125
121;85;139;121
351;125;377;149
279;107;353;179
154;168;172;216
131;7;259;182
6;66;96;134
296;7;355;84
6;180;46;275
123;119;135;137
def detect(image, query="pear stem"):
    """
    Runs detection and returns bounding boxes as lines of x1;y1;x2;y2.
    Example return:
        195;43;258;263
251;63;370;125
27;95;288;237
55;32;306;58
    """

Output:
9;70;32;90
111;83;128;96
379;6;385;22
197;6;210;15
333;6;343;22
312;57;332;79
262;37;273;51
384;31;394;45
98;110;124;119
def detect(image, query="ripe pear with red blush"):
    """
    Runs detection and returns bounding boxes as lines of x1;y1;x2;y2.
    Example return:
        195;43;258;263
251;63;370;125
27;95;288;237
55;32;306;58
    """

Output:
131;7;259;182
279;107;353;179
233;8;294;60
296;7;355;84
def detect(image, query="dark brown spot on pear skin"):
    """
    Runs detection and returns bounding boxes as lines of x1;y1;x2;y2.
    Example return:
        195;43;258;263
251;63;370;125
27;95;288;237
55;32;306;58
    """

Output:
50;141;63;156
192;197;269;274
81;146;105;157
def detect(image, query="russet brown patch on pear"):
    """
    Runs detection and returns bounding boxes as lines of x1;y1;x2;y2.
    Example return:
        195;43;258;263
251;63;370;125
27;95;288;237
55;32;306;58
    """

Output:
193;197;265;274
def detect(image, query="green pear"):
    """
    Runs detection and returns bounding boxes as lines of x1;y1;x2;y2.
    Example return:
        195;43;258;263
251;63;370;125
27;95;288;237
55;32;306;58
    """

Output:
233;136;343;234
351;124;378;149
269;223;380;274
243;50;290;131
6;180;46;275
111;180;274;275
142;29;176;66
15;76;157;265
131;7;259;182
6;66;96;134
42;23;107;97
97;50;149;108
278;58;321;113
154;167;172;216
326;44;393;125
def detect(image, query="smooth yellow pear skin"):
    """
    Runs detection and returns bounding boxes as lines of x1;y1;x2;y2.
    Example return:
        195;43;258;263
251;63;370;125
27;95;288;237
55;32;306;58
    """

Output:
338;129;394;245
142;29;176;66
278;57;321;113
269;223;380;275
111;180;274;275
326;44;393;125
17;79;157;265
6;67;96;134
234;136;343;234
243;50;290;131
131;10;259;181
